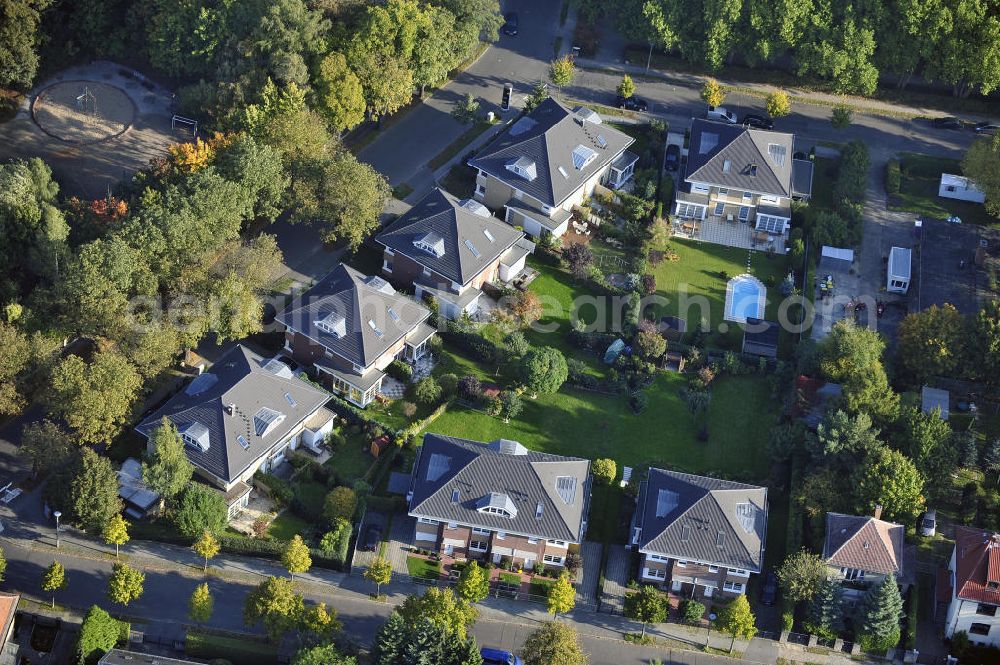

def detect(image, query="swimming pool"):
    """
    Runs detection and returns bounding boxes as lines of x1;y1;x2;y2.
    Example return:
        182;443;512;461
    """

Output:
725;274;766;322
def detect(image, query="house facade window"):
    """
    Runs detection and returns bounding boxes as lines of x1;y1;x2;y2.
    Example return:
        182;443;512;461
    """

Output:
646;553;670;563
543;554;564;564
675;561;687;568
717;188;729;196
713;202;725;216
738;206;751;221
644;567;667;579
976;603;998;616
841;567;866;581
691;183;710;194
728;568;749;576
476;183;486;196
970;623;991;636
472;527;490;535
469;540;488;552
675;203;705;219
723;581;745;593
547;540;567;547
708;565;719;573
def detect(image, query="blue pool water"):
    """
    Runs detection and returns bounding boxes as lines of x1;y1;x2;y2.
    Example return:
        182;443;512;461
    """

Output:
727;277;764;321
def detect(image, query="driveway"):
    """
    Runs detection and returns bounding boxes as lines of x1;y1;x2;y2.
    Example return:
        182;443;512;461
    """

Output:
356;0;567;190
600;544;631;615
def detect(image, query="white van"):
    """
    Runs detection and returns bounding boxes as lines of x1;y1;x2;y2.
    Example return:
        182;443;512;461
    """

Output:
706;106;738;123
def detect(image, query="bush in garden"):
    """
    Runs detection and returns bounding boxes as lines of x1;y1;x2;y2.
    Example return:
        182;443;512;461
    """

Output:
401;401;417;417
457;375;482;401
413;376;442;405
437;373;458;397
387;360;413;382
629;391;649;414
484;395;501;417
680;599;706;624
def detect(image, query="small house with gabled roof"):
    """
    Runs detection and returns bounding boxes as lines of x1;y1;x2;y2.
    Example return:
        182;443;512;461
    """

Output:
407;433;591;570
277;264;434;407
630;468;767;598
945;527;1000;646
137;345;334;518
469;97;635;239
823;509;914;597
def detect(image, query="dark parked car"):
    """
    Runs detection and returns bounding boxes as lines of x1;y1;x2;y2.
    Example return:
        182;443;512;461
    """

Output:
665;144;680;171
501;12;518;36
742;113;774;130
616;95;648;112
363;524;382;551
761;570;778;606
933;116;962;129
975;122;999;136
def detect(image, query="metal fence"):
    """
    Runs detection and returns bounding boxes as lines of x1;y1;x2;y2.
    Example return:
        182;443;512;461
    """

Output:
786;631;811;646
406;574;598;612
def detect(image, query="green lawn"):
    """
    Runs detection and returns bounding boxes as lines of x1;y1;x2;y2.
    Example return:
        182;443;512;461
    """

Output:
186;632;277;665
889;152;998;226
325;429;376;482
529;578;555;597
406;556;441;580
267;511;310;541
649;238;790;347
424;372;775;483
499;572;522;586
588;482;626;544
293;481;327;517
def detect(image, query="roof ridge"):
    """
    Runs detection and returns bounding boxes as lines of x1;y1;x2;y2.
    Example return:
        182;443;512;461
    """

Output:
708;489;760;563
828;517;896;568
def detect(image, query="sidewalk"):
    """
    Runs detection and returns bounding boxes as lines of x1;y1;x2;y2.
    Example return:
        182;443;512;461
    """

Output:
574;57;994;122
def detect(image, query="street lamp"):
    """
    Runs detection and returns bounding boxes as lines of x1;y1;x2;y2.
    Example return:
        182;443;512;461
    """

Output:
53;511;61;548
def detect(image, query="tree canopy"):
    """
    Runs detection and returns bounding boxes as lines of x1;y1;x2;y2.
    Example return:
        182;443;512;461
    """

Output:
244;576;305;640
520;347;569;396
142;418;194;504
854;445;925;522
47;350;142;445
70;448;123;534
521;621;587;665
397;587;477;640
777;549;827;605
174;485;229;538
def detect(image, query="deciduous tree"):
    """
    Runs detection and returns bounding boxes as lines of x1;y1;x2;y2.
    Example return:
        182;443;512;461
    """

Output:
546;571;576;617
0;323;28;416
455;561;489;603
47;350;142;445
562;243;594;279
315;52;367;131
107;562;145;607
520;347;568;397
189;582;214;624
299;601;341;644
854;445;925;522
20;419;75;477
142;418;194;505
591;458;617;485
963;134;1000;217
102;515;130;558
41;560;67;609
548;56;575;86
397;587;477;639
766;90;791;117
498;390;522;422
244;576;305;641
777;549;827;605
897;304;967;383
718;594;757;652
521;621;587;665
323;486;358;524
617;74;636;99
700;78;726;107
0;0;49;88
192;531;221;573
78;605;121;665
282;535;313;579
636;330;667;360
293;644;357;665
831;104;853;129
624;584;667;636
174;485;228;539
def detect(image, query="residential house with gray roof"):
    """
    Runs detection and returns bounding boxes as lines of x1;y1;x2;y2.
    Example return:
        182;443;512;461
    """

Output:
408;434;591;570
137;345;334;518
630;468;767;598
277;264;434;407
823;509;914;597
376;188;534;320
469;98;636;239
674;119;813;251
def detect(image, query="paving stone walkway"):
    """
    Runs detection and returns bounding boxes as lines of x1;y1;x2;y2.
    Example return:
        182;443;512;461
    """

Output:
601;544;631;615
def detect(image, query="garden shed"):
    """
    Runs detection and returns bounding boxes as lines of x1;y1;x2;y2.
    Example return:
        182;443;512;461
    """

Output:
887;246;912;294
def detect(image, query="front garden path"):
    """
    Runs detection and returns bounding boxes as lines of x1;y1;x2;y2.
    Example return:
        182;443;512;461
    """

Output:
577;541;604;607
601;544;631;615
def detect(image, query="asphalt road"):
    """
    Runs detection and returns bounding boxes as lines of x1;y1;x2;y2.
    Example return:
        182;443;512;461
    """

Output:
357;0;565;187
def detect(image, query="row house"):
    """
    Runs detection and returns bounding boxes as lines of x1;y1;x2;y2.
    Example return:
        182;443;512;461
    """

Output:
630;468;767;598
407;434;591;570
469;97;636;239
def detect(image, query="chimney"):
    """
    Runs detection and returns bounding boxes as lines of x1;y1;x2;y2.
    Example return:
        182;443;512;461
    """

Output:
224;403;235;416
874;504;883;520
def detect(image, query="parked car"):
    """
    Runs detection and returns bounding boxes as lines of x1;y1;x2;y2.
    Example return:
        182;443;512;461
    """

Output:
761;570;778;606
363;524;382;551
615;95;648;112
707;106;738;123
975;122;999;136
665;144;681;171
481;648;523;665
500;12;518;36
920;508;937;537
932;116;962;129
742;113;774;130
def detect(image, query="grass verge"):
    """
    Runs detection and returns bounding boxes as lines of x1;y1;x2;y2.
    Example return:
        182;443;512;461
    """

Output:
186;631;277;665
406;555;441;579
428;120;492;171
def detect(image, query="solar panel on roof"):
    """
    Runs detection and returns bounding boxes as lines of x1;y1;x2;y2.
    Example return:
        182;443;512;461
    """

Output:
768;143;787;166
656;489;679;518
556;476;577;505
427;453;451;482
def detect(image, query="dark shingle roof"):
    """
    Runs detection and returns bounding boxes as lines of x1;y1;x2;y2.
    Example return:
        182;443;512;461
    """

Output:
469;98;633;207
635;468;767;571
376;188;523;286
823;512;905;576
276;264;430;369
409;434;591;542
685;119;793;197
137;345;330;484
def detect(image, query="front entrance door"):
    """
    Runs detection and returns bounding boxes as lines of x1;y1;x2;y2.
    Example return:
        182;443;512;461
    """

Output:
492;552;502;564
444;543;454;556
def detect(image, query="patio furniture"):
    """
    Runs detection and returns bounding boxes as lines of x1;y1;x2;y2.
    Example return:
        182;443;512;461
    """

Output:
726;213;735;224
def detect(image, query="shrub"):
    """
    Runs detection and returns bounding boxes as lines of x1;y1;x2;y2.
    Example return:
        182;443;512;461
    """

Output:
437;373;459;397
457;375;482;401
680;599;706;624
255;473;294;506
629;391;649;414
484;395;502;417
174;485;228;538
886;159;901;195
387;360;413;382
781;611;794;632
591;458;617;485
322;486;357;525
641;274;656;295
413;376;443;405
401;401;417;417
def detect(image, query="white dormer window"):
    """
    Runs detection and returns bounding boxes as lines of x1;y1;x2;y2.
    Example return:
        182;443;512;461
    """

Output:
477;492;517;518
506;157;537;181
413;232;446;258
572;145;597;170
316;314;346;338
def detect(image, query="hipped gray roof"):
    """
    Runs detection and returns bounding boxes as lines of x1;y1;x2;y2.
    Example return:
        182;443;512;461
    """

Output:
409;434;591;542
376;188;524;287
636;468;767;571
469;98;633;207
685;119;794;197
277;264;430;369
137;345;329;484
